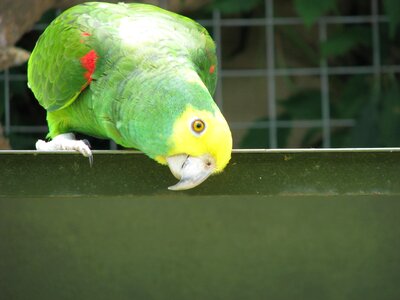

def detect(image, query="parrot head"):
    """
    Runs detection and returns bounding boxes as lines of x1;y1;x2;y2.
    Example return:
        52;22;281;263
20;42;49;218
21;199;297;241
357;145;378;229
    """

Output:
158;104;232;190
148;100;232;190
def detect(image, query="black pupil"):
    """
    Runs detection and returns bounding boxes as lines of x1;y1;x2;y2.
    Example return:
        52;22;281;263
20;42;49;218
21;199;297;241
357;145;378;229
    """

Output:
193;120;204;132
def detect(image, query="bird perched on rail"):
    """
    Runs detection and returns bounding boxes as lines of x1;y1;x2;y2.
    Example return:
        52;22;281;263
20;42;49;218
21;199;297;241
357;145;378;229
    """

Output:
28;2;232;190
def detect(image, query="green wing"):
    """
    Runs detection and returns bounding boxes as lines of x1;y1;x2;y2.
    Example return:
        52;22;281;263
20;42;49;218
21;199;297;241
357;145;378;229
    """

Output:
28;2;218;112
27;6;102;112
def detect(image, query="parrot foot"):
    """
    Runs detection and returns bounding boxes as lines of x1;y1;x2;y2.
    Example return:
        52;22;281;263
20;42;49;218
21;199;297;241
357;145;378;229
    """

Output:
36;133;93;166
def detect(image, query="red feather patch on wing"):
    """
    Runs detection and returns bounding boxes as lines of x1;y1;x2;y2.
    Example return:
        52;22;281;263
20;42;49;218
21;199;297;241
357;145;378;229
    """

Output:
209;65;215;74
80;49;98;89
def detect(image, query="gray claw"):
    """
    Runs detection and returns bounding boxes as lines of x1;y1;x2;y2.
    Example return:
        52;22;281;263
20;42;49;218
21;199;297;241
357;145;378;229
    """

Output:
82;139;91;148
88;154;93;167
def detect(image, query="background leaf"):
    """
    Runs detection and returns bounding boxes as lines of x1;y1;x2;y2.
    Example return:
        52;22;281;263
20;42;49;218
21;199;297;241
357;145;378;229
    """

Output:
332;75;371;118
207;0;263;14
294;0;336;27
348;99;380;147
383;0;400;38
280;90;322;119
378;80;400;145
240;116;291;148
321;27;371;58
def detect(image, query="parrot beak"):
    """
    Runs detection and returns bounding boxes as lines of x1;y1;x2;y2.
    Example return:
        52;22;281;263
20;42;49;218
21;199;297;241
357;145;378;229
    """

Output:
166;154;215;191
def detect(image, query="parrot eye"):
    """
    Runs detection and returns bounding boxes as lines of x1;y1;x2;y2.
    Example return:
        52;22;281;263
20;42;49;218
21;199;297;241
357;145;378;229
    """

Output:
191;119;206;135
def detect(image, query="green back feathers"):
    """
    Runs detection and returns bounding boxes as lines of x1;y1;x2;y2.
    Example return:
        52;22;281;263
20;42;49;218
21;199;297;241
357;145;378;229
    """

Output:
28;2;217;112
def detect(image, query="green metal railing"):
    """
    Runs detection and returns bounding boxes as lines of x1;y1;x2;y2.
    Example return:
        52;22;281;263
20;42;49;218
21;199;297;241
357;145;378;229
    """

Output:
0;149;399;299
1;148;399;196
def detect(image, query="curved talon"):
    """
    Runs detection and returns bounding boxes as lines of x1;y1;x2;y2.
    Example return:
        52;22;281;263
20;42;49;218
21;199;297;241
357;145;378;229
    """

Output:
88;154;93;167
82;139;91;148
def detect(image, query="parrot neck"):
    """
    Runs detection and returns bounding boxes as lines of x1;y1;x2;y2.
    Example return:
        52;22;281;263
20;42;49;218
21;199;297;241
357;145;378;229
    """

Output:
115;67;218;159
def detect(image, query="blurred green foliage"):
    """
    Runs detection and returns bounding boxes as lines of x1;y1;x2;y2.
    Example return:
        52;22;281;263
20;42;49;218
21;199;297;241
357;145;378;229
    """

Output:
384;0;400;38
206;0;263;14
234;0;400;148
294;0;337;26
320;26;371;58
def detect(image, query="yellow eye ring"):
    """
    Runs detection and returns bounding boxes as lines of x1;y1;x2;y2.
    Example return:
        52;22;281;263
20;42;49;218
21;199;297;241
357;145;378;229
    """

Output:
191;119;206;134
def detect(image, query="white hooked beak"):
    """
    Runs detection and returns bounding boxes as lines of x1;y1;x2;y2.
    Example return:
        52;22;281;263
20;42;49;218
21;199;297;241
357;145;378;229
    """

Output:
166;154;215;191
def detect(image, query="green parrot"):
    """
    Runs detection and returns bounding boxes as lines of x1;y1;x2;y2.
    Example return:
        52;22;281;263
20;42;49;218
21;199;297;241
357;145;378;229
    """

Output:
28;2;232;190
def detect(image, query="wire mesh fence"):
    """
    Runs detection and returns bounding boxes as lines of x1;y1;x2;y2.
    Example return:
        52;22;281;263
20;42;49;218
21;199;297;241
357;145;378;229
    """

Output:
1;0;398;149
